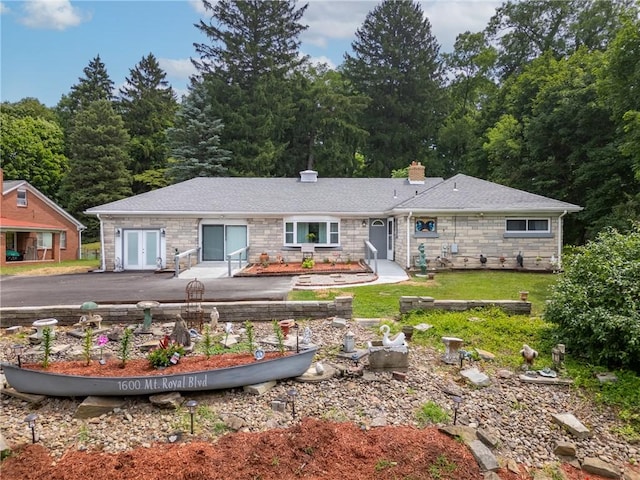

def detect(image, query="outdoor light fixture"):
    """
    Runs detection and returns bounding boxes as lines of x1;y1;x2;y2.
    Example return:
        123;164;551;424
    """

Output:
452;396;462;425
115;228;121;237
287;388;298;418
361;220;367;227
12;344;23;368
459;350;466;368
24;413;38;443
185;400;198;434
160;228;166;237
293;322;299;353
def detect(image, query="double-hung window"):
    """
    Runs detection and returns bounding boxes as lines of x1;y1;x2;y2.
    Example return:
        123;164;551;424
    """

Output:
17;189;27;206
284;218;339;246
37;232;53;249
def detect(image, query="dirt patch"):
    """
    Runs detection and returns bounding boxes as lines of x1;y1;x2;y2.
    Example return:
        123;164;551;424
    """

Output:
8;266;93;277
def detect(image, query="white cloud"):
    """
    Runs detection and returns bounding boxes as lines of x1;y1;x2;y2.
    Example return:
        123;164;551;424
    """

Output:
302;1;500;53
189;0;212;15
159;58;198;80
0;2;10;15
306;54;337;70
19;0;88;30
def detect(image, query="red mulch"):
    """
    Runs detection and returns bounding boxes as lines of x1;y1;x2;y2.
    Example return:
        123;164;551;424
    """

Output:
237;261;370;276
2;418;526;480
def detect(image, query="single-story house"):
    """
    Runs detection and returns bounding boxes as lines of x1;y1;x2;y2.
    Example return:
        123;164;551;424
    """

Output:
86;162;581;273
0;169;86;266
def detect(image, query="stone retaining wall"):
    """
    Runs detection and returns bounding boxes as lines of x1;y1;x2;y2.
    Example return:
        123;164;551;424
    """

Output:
0;297;353;328
399;296;531;315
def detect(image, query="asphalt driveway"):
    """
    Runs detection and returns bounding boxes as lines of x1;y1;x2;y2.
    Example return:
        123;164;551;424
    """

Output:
0;272;295;307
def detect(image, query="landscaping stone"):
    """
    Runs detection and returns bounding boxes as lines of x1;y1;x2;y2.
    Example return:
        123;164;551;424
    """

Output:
596;372;618;384
439;425;478;444
332;317;348;328
469;439;499;472
461;367;491;387
623;469;640;480
475;349;496;361
149;392;183;409
296;363;336;383
582;457;621;479
0;387;47;404
74;396;125;419
554;441;577;457
483;472;501;480
243;380;276;395
477;428;499;448
551;413;591;439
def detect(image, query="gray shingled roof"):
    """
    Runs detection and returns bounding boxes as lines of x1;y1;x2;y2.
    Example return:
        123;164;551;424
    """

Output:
86;177;443;215
396;174;581;212
85;174;581;216
2;180;26;193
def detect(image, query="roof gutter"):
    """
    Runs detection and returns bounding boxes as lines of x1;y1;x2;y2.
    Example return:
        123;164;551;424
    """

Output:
557;210;567;270
406;211;413;269
97;214;106;272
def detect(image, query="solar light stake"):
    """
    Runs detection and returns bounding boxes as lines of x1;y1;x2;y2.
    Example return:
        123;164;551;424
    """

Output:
294;323;299;353
185;400;198;434
288;388;298;418
452;396;462;425
12;344;23;368
24;413;37;443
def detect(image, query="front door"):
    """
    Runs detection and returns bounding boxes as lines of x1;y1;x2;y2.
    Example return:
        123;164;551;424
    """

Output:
123;230;160;270
202;225;247;261
368;218;387;260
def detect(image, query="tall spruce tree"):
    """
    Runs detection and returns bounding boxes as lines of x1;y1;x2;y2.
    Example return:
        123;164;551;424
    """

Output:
56;55;114;135
118;53;178;193
60;100;132;241
192;0;308;176
166;80;231;183
343;0;444;177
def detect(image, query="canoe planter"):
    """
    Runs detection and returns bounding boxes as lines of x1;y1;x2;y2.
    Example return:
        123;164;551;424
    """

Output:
1;347;317;397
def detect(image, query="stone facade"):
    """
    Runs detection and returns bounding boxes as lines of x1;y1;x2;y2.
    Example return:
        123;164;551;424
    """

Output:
100;212;562;272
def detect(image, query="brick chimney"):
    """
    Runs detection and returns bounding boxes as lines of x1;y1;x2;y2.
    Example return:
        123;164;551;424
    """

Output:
408;161;425;184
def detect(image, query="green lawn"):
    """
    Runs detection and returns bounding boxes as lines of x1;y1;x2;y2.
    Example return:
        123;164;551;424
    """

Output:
289;270;556;317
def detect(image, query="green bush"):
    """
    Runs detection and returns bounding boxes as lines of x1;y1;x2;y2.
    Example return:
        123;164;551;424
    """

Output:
544;225;640;371
148;339;186;368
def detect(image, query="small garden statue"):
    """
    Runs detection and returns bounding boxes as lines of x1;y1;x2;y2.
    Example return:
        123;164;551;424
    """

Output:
418;243;427;275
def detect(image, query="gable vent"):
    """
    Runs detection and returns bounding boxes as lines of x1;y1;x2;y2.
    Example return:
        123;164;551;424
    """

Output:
300;170;318;183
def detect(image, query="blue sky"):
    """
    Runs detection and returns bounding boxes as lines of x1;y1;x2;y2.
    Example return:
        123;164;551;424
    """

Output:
1;0;501;107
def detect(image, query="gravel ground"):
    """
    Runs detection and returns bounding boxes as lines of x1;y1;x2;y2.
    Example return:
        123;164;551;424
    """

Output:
1;318;637;471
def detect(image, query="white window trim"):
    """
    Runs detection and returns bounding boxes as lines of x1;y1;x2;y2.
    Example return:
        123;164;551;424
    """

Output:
60;231;67;249
505;218;551;233
17;189;27;206
37;232;53;249
283;216;341;246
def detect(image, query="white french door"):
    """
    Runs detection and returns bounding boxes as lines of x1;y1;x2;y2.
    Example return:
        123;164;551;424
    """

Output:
123;230;160;270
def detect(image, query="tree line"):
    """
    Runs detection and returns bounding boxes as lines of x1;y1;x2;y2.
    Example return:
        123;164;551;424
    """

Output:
1;0;638;243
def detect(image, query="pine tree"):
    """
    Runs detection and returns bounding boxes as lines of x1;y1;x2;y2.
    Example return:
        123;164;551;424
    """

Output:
166;80;231;183
192;0;307;176
343;0;444;177
118;53;178;193
60;100;132;241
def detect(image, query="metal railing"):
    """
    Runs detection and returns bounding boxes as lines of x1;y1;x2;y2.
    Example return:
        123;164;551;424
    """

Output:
226;246;250;277
173;247;200;278
364;240;378;274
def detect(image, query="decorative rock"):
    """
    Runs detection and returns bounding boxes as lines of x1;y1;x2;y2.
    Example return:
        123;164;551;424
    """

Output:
477;429;499;449
413;323;433;331
496;369;514;379
484;472;501;480
438;425;477;444
582;457;621;479
222;414;246;431
139;340;160;352
554;440;577;457
295;363;336;383
474;349;496;361
461;367;491;387
0;387;47;404
623;469;640;480
149;392;183;409
169;315;191;347
74;396;125;419
5;326;21;334
0;431;10;453
469;439;499;472
332;317;348;328
243;380;276;395
270;400;286;413
551;413;592;439
440;382;464;397
370;416;387;427
392;371;407;381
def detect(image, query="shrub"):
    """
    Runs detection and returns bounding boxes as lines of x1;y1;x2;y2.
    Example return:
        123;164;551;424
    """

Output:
544;225;640;371
301;258;315;269
148;336;186;368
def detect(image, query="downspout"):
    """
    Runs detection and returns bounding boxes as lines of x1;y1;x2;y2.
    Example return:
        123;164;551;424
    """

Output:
97;214;106;272
557;210;567;270
406;211;413;269
78;226;83;259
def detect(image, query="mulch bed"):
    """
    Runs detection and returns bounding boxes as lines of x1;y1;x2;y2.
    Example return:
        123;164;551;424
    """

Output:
236;260;371;277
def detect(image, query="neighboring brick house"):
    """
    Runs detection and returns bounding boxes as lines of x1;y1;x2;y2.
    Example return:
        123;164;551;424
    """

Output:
86;163;581;273
0;169;86;267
